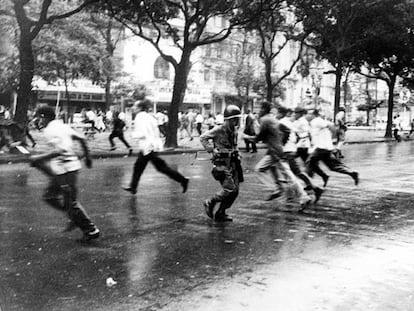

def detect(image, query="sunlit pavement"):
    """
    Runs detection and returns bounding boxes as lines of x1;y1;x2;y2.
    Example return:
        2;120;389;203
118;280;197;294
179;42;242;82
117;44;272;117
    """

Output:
1;141;414;310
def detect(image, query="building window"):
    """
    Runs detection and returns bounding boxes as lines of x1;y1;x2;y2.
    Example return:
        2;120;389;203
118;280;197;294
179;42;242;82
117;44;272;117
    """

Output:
215;70;224;81
216;44;222;58
154;56;170;80
204;69;211;82
205;45;211;57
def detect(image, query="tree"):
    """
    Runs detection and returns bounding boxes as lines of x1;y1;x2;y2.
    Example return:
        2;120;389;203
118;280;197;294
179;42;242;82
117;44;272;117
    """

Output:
356;0;414;137
231;30;257;111
99;0;250;147
34;15;104;117
88;12;125;109
241;0;307;102
9;0;96;132
294;0;390;120
0;1;19;99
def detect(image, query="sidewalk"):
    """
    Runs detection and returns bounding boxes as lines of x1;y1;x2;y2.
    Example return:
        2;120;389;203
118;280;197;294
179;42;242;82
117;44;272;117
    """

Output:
0;127;407;165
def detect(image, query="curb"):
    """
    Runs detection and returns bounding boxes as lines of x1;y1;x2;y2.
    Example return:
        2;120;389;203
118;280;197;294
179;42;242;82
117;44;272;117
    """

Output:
0;139;404;165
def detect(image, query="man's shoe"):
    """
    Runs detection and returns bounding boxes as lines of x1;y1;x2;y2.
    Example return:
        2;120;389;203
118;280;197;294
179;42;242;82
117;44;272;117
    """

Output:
351;172;359;186
181;177;190;193
314;187;324;204
214;213;233;222
123;186;137;195
203;199;215;219
80;228;100;241
265;191;283;201
298;198;312;212
322;175;330;188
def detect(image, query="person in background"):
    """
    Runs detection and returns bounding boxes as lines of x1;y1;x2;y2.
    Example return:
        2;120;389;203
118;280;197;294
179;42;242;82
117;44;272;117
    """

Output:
123;99;189;195
156;110;168;137
393;114;402;142
206;113;216;130
109;111;133;156
333;107;347;158
195;111;204;136
243;109;257;153
215;112;224;125
29;105;100;242
407;118;414;139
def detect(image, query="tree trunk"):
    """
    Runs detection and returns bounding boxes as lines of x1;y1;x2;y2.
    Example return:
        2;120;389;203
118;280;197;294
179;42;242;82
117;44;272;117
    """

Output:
265;57;273;102
385;75;396;138
105;78;111;110
333;64;342;122
165;49;192;148
14;33;34;128
366;110;370;126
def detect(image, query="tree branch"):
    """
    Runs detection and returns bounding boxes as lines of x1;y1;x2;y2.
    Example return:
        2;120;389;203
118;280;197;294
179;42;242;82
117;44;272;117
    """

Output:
274;39;305;87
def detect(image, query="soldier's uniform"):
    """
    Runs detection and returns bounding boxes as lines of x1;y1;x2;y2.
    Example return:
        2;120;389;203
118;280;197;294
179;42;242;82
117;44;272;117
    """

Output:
200;105;243;222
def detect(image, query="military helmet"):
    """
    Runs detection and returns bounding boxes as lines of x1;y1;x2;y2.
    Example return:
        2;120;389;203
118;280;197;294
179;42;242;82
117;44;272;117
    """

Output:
36;105;55;120
223;105;241;119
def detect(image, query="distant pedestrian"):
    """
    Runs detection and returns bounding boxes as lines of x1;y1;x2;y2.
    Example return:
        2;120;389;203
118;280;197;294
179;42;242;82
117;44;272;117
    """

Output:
123;99;189;195
407;119;414;139
333;107;347;158
243;110;257;153
195;111;204;136
200;105;244;222
393;115;402;142
156;110;168;137
109;111;133;156
206;113;215;130
215;112;224;125
29;105;100;241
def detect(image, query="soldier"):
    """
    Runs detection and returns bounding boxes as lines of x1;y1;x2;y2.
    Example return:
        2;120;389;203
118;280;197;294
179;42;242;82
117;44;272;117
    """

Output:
200;105;244;222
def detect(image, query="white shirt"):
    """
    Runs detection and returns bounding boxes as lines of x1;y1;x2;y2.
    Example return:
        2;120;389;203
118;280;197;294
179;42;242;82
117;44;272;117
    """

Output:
279;117;297;153
43;120;82;175
195;114;204;124
156;112;167;125
294;116;311;149
215;114;224;125
133;111;163;155
310;117;334;150
86;110;96;121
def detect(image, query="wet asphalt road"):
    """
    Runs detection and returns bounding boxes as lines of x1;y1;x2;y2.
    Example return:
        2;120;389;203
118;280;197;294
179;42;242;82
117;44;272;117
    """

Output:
1;142;414;311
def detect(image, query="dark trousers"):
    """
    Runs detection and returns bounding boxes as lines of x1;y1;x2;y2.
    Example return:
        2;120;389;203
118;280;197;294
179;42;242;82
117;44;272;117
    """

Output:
130;151;186;190
109;131;130;149
306;148;354;180
210;164;240;214
285;152;317;190
244;139;257;152
196;123;202;136
43;171;95;232
394;128;401;142
296;147;309;163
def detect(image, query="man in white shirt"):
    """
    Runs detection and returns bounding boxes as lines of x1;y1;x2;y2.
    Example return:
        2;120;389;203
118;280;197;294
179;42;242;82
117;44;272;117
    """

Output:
278;107;323;204
306;109;359;187
29;105;100;241
123;99;189;195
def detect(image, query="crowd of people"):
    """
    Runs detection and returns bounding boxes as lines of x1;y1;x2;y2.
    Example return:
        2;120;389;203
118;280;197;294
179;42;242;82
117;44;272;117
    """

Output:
27;99;361;242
